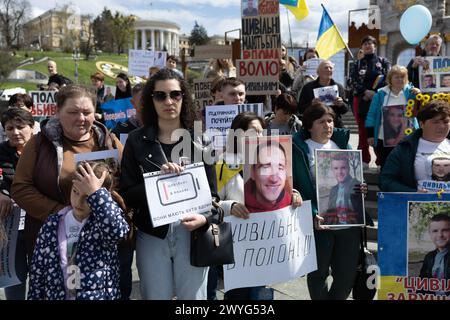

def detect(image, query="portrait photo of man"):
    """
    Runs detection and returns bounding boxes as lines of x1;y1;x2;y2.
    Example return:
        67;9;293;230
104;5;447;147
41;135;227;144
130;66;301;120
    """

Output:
422;74;436;89
431;157;450;182
441;74;450;88
244;139;292;213
242;0;258;17
418;214;450;295
316;150;365;226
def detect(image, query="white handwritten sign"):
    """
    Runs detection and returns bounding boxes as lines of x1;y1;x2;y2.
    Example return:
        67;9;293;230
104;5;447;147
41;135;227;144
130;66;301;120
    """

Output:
223;202;317;291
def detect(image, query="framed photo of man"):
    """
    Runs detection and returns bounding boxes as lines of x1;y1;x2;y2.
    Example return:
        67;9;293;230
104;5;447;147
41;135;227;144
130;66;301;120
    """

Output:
407;201;450;296
382;105;412;147
243;135;293;213
315;149;365;227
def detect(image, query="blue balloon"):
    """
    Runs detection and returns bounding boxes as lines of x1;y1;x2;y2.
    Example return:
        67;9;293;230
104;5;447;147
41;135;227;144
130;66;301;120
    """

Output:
400;5;432;45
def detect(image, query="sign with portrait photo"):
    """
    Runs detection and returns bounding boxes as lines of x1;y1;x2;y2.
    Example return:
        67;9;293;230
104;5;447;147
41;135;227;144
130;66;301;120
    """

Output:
315;149;365;227
243;135;293;213
0;206;21;288
416;152;450;192
419;56;450;93
313;85;339;106
143;163;212;227
382;105;413;147
378;193;450;300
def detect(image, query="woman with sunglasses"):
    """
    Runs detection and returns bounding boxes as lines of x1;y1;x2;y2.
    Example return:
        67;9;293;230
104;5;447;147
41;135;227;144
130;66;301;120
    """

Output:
120;69;219;300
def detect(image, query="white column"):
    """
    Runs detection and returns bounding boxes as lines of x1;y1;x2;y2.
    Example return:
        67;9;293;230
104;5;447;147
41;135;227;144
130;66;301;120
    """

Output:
168;32;172;55
151;29;155;51
134;30;138;49
175;34;179;56
141;29;147;50
160;30;165;51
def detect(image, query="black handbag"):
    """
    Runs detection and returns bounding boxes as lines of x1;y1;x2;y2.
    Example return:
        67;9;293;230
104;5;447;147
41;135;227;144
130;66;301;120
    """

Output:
190;202;235;267
353;226;377;300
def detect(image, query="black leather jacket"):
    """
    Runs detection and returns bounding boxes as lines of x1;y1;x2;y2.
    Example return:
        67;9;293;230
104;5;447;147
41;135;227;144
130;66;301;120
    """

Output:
119;125;218;239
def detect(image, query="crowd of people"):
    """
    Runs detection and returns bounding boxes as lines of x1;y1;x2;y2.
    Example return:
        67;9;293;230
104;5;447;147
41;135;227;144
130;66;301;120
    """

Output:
0;31;449;301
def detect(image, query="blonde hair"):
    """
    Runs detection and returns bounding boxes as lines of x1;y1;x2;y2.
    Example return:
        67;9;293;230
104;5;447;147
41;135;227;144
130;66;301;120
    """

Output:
387;65;408;87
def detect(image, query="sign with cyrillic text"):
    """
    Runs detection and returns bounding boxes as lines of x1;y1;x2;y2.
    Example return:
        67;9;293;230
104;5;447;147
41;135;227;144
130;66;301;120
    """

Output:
223;202;316;291
236;59;279;95
419;56;450;93
29;91;57;117
101;97;135;130
143;163;212;227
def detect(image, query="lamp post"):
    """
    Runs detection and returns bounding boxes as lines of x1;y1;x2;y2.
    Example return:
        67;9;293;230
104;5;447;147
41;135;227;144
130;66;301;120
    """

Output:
72;48;81;84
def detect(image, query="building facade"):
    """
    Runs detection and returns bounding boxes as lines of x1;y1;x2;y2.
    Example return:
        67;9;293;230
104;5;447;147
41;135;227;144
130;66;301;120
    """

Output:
22;9;92;51
133;20;180;56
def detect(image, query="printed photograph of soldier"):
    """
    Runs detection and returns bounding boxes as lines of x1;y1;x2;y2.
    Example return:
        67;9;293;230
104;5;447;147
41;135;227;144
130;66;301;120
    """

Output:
441;74;450;88
316;150;365;226
422;74;436;89
431;157;450;182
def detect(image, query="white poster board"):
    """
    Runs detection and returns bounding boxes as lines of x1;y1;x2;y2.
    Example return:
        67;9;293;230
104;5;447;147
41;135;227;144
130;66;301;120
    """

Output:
303;58;323;77
143;163;212;227
313;85;339;106
29;91;57;117
128;49;167;78
0;206;21;288
205;103;264;150
223;202;316;291
419;56;450;93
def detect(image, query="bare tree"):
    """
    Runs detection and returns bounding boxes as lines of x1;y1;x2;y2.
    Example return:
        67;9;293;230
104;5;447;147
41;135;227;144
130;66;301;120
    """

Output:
80;15;94;60
0;0;30;49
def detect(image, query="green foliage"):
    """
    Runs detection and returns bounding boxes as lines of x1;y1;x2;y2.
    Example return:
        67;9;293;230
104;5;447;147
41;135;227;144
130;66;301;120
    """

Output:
188;21;209;46
409;201;450;241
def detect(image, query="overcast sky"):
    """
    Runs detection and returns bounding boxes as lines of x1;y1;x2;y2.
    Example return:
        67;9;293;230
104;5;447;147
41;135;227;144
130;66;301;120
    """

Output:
28;0;370;46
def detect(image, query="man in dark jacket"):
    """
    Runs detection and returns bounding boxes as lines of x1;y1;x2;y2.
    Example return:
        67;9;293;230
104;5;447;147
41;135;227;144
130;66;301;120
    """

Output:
47;60;72;87
298;60;348;128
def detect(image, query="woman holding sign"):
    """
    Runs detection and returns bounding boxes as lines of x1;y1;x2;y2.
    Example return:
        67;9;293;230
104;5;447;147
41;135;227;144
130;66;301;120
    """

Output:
365;65;420;168
120;69;219;300
292;102;367;300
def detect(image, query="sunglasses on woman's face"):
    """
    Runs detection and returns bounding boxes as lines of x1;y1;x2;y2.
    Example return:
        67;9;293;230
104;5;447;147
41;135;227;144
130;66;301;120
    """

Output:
151;90;184;102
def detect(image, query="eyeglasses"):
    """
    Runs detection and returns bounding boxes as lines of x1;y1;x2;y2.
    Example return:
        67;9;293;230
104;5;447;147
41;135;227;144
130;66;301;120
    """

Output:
151;90;183;102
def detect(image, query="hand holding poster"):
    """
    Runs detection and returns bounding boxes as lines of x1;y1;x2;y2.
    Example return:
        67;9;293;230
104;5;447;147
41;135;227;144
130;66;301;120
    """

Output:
315;149;365;227
313;85;339;106
143;163;212;227
223;202;317;291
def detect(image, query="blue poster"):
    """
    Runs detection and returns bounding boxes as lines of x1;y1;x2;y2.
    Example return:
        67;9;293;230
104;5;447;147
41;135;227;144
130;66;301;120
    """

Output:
378;192;450;300
100;98;135;130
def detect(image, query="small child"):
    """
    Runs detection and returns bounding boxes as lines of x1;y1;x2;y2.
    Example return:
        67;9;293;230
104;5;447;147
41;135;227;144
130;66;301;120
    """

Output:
28;161;129;300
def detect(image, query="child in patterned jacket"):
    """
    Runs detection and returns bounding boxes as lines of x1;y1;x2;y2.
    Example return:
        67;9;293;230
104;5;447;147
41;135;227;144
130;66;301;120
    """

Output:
28;161;129;300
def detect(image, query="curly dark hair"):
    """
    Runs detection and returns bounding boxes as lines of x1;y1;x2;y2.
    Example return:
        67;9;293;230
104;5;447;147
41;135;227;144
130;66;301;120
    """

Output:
141;69;195;130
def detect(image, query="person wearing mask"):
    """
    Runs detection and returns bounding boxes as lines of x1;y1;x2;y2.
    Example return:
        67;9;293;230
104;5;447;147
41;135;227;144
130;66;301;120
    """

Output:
351;36;390;168
115;73;132;100
407;35;443;89
298;60;349;128
365;65;420;168
0;108;36;300
119;69;218;300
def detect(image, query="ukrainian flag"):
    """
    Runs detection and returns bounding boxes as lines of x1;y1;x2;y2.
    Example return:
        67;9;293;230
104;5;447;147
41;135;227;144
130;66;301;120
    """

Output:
316;5;346;60
280;0;309;21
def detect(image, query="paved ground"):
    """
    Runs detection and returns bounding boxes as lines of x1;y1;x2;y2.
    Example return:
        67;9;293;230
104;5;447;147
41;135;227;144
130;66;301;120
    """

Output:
1;134;376;300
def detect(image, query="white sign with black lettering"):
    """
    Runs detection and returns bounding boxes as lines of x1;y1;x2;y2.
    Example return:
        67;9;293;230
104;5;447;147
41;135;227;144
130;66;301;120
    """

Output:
143;163;212;227
223;201;316;291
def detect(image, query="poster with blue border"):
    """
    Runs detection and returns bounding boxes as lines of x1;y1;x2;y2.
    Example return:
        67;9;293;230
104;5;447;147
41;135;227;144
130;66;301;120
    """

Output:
101;98;134;130
378;192;450;300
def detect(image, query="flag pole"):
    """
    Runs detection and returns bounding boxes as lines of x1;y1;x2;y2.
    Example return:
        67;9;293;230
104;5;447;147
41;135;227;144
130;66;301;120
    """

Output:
285;7;294;53
320;3;354;60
